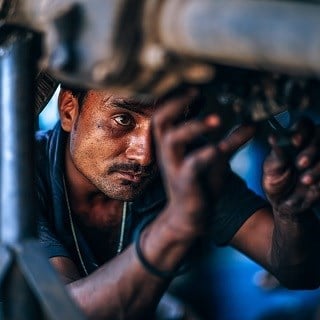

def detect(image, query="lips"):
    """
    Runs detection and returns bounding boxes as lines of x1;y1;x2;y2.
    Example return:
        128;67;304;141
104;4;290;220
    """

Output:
116;171;145;183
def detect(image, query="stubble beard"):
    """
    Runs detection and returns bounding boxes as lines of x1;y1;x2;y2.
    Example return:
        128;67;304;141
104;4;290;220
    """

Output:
90;174;155;201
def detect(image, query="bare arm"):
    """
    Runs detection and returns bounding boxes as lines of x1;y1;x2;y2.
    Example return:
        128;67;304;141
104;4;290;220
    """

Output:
231;207;320;289
51;207;196;320
231;118;320;289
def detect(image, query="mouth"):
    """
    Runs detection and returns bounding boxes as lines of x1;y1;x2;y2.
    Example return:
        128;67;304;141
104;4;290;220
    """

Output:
115;171;147;183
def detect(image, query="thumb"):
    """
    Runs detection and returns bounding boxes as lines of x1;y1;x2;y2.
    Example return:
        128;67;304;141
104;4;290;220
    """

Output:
262;151;294;198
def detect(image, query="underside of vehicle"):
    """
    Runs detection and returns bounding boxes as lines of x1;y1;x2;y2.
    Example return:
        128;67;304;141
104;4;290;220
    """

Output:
1;1;320;319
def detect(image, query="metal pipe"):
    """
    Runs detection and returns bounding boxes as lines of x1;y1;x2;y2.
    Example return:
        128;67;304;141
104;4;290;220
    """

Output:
0;26;39;319
0;26;38;243
158;0;320;76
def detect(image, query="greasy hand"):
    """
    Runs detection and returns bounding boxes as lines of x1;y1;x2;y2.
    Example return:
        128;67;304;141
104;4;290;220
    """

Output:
263;117;320;218
153;89;255;236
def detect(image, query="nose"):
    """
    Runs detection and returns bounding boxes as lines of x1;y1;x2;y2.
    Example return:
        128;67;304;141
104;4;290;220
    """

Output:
125;125;153;167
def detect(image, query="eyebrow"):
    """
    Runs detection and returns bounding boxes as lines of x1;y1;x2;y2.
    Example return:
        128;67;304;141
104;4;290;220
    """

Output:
106;95;157;114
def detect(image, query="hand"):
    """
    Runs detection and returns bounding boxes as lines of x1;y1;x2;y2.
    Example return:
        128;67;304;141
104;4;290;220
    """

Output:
263;117;320;218
153;89;255;236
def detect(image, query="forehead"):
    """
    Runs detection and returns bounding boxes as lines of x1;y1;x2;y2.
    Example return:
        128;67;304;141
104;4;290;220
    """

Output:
85;89;157;114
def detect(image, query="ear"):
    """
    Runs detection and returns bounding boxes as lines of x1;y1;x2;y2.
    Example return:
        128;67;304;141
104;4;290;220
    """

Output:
58;89;79;132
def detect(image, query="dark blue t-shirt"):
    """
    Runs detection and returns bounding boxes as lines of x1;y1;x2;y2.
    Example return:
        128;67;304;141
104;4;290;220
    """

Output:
36;123;268;276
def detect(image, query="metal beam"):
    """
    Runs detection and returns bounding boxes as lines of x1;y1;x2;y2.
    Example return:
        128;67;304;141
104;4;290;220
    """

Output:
158;0;320;76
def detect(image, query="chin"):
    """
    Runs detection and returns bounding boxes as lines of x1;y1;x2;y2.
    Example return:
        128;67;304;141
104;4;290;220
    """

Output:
95;175;154;201
109;190;143;202
102;183;145;201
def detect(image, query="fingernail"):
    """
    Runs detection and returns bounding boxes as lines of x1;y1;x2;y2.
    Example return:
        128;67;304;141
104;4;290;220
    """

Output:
297;156;309;168
205;115;220;126
301;174;312;185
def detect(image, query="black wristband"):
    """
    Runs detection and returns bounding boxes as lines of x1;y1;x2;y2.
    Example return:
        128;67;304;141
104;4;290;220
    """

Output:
134;215;188;279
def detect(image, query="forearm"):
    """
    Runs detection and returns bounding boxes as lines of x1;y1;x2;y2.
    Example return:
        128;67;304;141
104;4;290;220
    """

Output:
271;208;320;289
68;247;165;320
67;207;197;320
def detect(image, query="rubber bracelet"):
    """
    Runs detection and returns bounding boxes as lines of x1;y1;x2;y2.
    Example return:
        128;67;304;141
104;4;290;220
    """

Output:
134;215;188;279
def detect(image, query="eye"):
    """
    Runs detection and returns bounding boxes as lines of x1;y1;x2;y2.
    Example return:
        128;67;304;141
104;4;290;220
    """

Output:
113;114;134;126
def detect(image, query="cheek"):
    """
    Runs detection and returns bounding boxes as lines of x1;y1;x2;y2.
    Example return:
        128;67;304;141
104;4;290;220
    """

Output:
96;119;129;140
70;113;131;170
70;127;126;170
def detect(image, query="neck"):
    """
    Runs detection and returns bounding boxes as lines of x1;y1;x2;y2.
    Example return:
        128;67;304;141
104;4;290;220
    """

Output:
64;142;124;229
63;175;127;270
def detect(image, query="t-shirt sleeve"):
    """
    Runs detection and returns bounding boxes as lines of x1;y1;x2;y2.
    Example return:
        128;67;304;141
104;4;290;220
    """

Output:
37;213;71;259
35;129;71;260
210;170;269;246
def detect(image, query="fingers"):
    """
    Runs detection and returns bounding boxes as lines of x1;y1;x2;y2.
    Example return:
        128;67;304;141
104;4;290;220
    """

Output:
218;125;256;158
157;115;221;166
285;183;320;210
184;145;218;174
153;88;201;169
264;116;320;209
262;151;293;201
295;126;320;163
300;162;320;185
265;134;293;191
152;87;221;167
267;117;320;173
263;150;291;179
293;122;320;186
268;134;291;164
153;88;199;138
290;117;316;148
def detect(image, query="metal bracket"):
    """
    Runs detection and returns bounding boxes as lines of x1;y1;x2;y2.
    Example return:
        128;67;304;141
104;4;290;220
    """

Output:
16;240;86;320
0;241;86;320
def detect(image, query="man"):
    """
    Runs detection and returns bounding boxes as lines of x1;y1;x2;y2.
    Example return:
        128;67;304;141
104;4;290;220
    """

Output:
37;85;320;319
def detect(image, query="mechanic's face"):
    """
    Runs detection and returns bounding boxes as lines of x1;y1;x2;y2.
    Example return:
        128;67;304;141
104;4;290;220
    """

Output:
60;89;158;201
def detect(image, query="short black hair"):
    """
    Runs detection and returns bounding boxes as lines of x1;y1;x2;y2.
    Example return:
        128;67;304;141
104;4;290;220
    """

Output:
60;84;88;108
